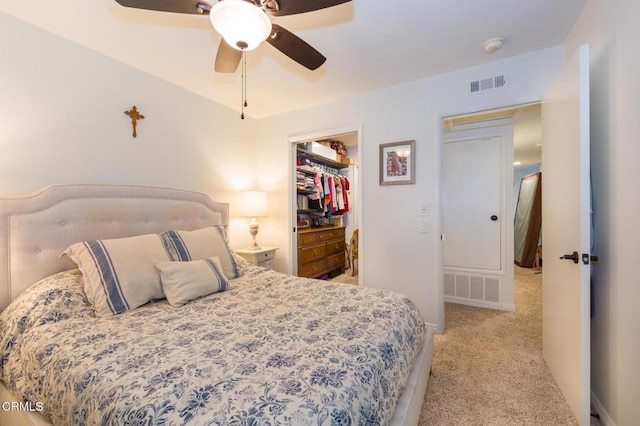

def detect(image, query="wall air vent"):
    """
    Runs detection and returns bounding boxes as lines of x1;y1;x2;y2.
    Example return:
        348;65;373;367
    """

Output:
470;74;507;94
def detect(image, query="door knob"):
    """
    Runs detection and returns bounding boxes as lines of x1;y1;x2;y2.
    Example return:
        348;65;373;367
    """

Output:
559;251;580;264
490;215;498;221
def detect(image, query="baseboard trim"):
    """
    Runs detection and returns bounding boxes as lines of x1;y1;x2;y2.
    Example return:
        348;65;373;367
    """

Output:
444;296;515;312
424;322;438;333
591;390;615;426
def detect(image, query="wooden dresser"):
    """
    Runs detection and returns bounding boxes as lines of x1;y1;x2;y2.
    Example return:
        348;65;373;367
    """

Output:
297;226;346;278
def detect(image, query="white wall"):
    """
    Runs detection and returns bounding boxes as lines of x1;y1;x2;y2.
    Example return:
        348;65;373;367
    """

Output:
256;47;564;329
563;0;640;423
0;14;259;248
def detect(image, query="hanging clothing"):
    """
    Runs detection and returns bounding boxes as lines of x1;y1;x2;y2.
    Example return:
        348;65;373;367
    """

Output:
307;172;324;211
336;177;345;211
322;175;331;215
300;167;351;218
342;177;350;213
330;176;338;211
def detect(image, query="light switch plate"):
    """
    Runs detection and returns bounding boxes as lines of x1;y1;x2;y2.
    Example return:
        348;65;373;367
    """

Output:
420;202;429;216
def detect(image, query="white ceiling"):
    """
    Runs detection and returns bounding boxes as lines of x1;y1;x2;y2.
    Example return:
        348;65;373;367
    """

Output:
1;0;587;119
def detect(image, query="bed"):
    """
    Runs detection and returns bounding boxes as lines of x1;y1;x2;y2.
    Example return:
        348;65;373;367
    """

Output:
0;184;432;425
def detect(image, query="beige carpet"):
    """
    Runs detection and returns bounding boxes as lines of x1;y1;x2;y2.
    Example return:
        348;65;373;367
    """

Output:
417;266;590;425
330;268;358;285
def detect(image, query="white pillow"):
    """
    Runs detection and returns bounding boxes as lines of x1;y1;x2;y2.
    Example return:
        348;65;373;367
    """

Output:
61;233;171;317
159;226;240;279
156;257;229;307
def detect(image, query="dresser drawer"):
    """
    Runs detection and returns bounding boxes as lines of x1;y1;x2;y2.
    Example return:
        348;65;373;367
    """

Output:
299;258;326;278
316;229;335;242
326;239;345;256
299;243;326;264
326;252;345;270
298;232;319;246
318;227;346;242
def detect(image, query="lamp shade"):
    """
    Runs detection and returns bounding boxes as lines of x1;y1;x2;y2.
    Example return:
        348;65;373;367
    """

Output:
210;0;272;51
238;190;268;217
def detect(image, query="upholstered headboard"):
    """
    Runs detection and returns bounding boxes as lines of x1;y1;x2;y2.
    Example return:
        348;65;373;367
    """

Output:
0;184;229;311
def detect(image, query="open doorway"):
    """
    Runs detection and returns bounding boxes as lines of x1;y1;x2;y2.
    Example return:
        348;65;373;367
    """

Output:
441;103;542;312
512;106;543;274
289;128;361;285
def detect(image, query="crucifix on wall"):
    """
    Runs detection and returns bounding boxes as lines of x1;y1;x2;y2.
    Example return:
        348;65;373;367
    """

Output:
124;105;145;138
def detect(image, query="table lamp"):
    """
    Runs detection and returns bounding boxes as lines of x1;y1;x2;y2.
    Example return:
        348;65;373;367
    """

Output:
238;190;268;250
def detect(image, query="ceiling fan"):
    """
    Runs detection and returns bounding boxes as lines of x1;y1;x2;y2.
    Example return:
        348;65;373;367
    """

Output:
114;0;352;73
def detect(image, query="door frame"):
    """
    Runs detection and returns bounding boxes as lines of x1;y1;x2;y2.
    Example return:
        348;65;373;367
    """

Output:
436;100;541;327
287;124;363;285
442;122;515;311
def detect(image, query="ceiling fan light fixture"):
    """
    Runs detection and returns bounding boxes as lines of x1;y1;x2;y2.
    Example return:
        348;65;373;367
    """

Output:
210;0;272;51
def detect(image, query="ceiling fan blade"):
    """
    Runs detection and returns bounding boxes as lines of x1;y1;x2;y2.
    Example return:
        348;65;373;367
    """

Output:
214;39;242;73
264;0;351;17
114;0;212;15
266;24;326;70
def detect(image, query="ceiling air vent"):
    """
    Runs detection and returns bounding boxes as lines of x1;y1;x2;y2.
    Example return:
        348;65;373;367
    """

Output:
470;74;507;94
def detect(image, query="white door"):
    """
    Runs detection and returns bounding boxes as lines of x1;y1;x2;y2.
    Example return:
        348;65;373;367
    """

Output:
541;44;591;426
444;136;502;271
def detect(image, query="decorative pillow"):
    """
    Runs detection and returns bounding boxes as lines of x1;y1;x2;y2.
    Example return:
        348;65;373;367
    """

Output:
156;257;229;307
61;233;171;317
159;226;240;279
232;253;251;275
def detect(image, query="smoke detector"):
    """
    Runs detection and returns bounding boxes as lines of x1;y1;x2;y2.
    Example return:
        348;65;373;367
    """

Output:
483;37;504;54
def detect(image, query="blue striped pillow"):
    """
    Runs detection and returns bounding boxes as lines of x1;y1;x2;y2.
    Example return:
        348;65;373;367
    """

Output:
159;226;240;279
62;233;171;317
156;257;229;307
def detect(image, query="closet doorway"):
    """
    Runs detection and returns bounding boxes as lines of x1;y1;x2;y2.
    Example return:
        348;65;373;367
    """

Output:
289;127;361;285
441;103;542;312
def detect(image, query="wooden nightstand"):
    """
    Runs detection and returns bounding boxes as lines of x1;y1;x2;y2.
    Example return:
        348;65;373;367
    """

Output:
235;247;279;270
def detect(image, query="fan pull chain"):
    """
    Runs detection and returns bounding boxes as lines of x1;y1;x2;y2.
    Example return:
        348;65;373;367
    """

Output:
241;49;247;120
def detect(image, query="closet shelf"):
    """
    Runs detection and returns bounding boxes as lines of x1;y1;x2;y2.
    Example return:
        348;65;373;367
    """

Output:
297;148;347;170
297;209;323;214
297;167;317;176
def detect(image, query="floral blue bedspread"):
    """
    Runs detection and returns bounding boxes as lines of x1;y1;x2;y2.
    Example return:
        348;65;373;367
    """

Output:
0;263;425;425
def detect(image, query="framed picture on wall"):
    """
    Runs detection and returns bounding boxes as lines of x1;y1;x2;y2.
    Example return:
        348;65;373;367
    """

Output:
379;140;415;185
